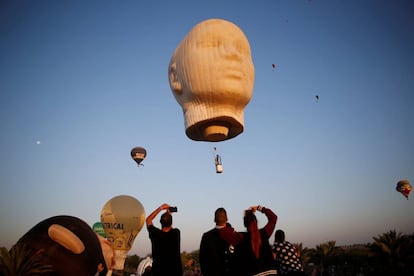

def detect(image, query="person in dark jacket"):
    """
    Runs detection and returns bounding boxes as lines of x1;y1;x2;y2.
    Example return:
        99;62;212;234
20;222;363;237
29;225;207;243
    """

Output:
219;205;277;276
200;207;239;276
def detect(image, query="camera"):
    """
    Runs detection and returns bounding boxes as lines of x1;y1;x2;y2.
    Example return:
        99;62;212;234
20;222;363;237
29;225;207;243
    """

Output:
169;206;178;212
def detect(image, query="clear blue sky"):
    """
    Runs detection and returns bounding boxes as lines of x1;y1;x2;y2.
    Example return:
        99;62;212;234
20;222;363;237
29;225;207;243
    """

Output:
1;0;413;257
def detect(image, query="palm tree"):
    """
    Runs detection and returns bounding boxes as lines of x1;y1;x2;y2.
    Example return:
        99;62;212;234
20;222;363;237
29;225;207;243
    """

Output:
370;230;414;275
306;240;342;275
0;244;53;275
294;242;313;269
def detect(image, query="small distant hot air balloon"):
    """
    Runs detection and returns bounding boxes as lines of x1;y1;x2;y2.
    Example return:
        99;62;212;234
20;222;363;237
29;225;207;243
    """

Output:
315;95;319;102
272;64;276;71
396;179;412;199
131;147;147;167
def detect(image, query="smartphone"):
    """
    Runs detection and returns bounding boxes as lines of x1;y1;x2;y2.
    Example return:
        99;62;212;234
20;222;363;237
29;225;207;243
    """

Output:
169;206;178;212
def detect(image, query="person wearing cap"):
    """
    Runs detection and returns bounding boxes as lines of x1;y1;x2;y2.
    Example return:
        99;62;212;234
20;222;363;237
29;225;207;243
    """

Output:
219;205;277;276
146;203;183;276
199;207;240;276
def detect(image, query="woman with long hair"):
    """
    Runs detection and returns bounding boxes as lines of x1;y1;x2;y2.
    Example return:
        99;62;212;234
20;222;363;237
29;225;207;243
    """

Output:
219;205;277;276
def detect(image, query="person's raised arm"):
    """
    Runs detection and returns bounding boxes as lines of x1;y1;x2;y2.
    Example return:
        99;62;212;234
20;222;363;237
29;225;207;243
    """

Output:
257;205;277;238
146;203;170;226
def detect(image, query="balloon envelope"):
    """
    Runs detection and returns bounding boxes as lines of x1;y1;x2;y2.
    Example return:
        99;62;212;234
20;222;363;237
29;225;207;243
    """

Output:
101;195;146;271
131;147;147;166
396;179;412;199
13;215;109;275
92;221;106;238
100;195;146;251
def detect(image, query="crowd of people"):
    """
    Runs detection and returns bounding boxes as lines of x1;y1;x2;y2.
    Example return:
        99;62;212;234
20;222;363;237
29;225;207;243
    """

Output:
145;203;305;276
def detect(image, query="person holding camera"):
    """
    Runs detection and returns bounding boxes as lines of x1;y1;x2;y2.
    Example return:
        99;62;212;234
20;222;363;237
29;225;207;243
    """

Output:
219;205;277;276
146;203;183;276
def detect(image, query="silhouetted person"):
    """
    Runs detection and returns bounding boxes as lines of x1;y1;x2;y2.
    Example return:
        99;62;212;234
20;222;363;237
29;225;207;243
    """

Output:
200;207;239;275
272;229;305;275
146;203;182;276
220;205;277;276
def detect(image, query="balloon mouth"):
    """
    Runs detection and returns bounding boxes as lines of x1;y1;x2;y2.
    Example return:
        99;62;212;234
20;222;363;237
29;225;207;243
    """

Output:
185;117;243;142
203;125;229;142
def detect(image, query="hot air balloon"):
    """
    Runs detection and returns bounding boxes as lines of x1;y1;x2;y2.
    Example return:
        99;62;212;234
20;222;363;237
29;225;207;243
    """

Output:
10;215;109;275
272;64;276;71
315;95;319;102
101;195;146;272
396;180;412;199
168;18;254;142
131;147;147;166
93;222;106;238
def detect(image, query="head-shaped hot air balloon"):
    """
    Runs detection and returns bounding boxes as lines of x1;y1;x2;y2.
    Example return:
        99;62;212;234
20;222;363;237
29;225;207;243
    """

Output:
396;179;412;199
9;215;109;275
131;147;147;166
101;195;146;272
168;18;255;142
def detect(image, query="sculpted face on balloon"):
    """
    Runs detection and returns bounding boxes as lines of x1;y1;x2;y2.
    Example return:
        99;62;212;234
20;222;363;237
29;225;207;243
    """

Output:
168;18;255;142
